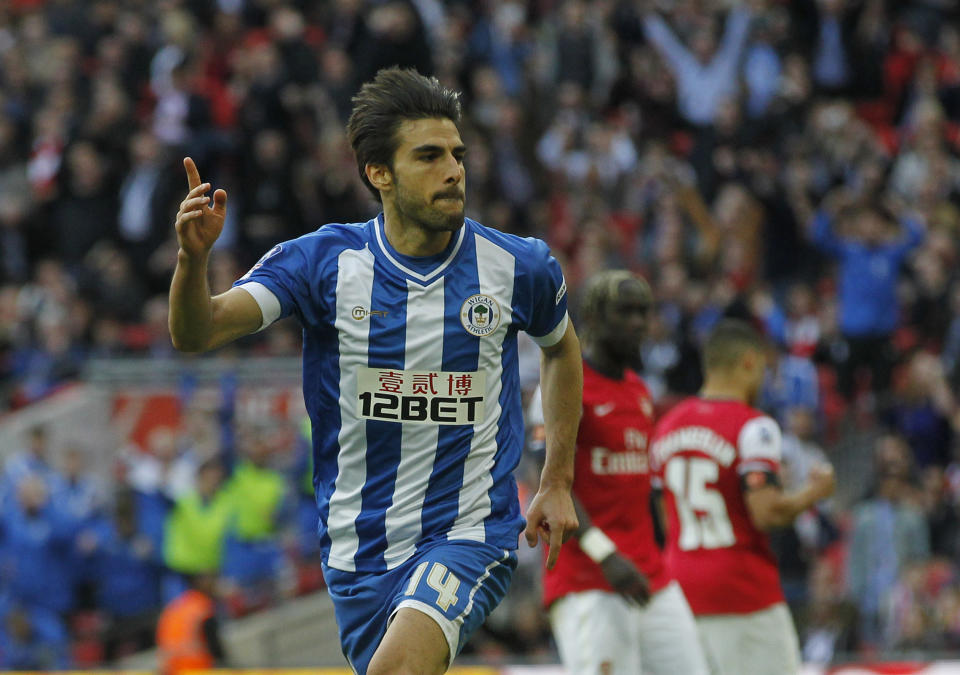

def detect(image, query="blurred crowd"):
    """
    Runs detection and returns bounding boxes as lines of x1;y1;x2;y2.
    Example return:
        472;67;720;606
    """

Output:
0;375;325;669
2;0;960;667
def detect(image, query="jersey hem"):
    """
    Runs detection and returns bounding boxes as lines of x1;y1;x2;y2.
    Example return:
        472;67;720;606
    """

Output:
691;597;787;617
322;528;519;573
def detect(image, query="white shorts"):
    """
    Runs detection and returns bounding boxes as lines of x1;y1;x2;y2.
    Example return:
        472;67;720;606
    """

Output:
549;581;709;675
696;602;800;675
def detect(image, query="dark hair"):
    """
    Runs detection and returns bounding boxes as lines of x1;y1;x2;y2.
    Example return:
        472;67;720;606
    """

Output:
579;270;651;329
703;319;766;372
346;67;462;201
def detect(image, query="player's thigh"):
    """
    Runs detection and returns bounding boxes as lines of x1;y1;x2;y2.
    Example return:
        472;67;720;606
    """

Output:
695;614;744;675
739;603;800;675
325;542;515;675
696;605;800;675
388;541;517;668
549;590;641;674
324;565;400;674
367;607;448;675
636;582;710;675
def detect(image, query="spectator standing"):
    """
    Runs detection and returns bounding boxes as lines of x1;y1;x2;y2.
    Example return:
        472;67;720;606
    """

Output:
2;426;60;503
91;490;163;661
773;406;837;614
810;205;925;402
221;425;290;607
53;444;106;614
642;4;753;128
125;425;197;558
883;352;956;469
117;132;178;281
0;601;69;671
156;571;226;675
0;477;76;616
847;434;931;648
162;458;232;599
50;142;118;268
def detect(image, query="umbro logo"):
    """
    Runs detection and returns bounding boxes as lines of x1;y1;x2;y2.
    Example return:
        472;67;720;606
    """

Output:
352;306;388;320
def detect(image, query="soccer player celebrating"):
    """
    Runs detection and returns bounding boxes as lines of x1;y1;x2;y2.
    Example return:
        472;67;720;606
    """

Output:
650;319;835;674
540;270;709;674
168;67;581;675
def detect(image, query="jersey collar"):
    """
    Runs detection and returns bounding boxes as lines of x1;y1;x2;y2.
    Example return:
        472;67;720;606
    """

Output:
371;213;466;284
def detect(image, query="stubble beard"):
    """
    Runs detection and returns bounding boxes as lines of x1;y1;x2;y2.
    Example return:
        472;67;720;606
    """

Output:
394;179;465;233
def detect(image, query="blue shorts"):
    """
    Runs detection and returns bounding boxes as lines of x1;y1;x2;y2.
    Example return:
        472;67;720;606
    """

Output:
323;540;517;674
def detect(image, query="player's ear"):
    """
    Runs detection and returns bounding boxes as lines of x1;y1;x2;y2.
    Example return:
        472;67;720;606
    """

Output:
740;349;760;374
366;163;392;192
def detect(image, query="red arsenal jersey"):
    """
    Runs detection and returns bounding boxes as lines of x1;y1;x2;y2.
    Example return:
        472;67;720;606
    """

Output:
542;363;668;607
649;397;784;615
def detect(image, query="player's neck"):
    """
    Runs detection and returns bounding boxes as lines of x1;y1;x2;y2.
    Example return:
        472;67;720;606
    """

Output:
583;347;625;380
700;377;748;403
382;205;454;257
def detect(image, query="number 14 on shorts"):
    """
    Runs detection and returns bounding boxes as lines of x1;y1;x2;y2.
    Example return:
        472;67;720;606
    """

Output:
406;561;462;612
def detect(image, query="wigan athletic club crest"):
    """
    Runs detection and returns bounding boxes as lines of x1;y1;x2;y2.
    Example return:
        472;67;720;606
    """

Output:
460;294;501;337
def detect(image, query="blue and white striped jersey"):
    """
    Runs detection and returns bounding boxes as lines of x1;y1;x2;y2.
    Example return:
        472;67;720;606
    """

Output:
234;215;568;573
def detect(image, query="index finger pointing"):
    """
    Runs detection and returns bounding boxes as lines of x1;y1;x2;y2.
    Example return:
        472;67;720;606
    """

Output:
184;157;202;189
545;523;564;570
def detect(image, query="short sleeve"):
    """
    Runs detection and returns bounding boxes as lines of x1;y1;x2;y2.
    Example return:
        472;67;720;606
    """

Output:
521;239;569;347
233;242;306;330
737;416;782;475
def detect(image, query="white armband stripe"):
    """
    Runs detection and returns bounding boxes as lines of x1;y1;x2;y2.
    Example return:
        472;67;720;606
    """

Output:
532;311;569;348
236;281;281;332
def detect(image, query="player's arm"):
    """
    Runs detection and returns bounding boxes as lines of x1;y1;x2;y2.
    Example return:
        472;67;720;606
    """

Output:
737;415;835;531
524;321;582;569
650;484;667;545
169;158;263;352
744;464;835;531
538;321;581;489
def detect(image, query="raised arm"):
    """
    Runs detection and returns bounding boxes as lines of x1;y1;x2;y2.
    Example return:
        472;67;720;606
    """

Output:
715;7;753;66
889;215;926;260
642;12;696;76
736;415;835;531
745;463;835;531
810;209;847;259
524;321;582;569
168;157;263;352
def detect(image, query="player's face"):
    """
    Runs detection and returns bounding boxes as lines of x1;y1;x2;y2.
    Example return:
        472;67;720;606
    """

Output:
389;117;466;233
599;280;651;365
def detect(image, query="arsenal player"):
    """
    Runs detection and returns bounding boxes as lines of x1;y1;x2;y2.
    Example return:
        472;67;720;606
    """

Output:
540;270;709;674
650;319;835;674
